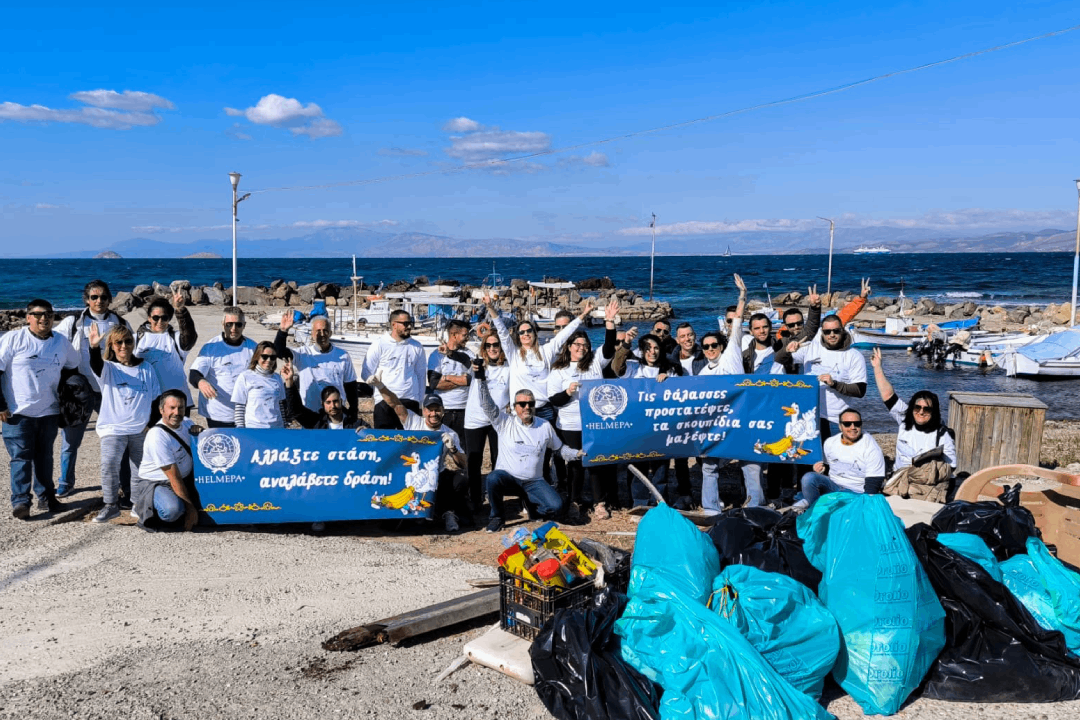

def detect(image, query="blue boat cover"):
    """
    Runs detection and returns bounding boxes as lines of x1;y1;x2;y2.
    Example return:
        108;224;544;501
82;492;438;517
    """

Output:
1017;330;1080;362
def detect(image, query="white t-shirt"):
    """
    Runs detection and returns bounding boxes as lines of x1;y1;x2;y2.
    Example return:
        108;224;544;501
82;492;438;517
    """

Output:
95;359;161;437
624;360;660;379
428;346;474;410
135;329;192;405
404;410;462;471
547;356;609;432
230;370;286;429
0;328;80;417
464;363;510;429
492;315;581;407
56;311;125;393
822;433;886;492
290;343;358;412
139;419;195;481
491;412;565;480
362;334;427;405
887;396;957;469
191;335;257;422
792;338;867;422
679;356;695;375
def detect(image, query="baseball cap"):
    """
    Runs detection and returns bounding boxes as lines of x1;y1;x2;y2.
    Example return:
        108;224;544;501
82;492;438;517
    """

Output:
422;393;444;408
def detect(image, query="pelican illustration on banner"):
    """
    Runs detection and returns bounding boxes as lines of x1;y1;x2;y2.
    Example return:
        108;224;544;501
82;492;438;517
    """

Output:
753;403;820;461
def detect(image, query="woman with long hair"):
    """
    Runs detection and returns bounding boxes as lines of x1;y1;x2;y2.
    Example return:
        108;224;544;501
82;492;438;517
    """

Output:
546;300;619;520
462;324;511;509
230;341;287;428
87;323;160;523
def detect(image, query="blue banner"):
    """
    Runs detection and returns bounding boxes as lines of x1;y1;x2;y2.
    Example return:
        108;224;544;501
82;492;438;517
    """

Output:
192;428;444;525
580;375;823;466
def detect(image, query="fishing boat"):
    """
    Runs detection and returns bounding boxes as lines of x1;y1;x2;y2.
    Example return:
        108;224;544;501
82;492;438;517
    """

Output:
848;316;980;348
998;329;1080;378
852;245;891;254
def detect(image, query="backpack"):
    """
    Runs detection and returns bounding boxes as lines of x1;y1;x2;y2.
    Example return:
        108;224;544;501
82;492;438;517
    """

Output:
57;372;95;428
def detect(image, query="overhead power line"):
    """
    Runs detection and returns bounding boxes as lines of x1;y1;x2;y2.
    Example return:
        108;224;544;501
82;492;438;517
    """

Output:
250;22;1080;195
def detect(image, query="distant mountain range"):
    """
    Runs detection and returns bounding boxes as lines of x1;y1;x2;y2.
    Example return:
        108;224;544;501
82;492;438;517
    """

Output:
18;226;1078;259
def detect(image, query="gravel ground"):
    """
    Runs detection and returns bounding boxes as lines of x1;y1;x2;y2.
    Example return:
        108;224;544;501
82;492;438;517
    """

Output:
3;304;1080;719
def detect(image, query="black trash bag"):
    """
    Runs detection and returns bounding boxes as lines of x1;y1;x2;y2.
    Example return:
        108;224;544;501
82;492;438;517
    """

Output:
930;484;1042;561
907;523;1080;703
531;587;662;720
706;507;822;593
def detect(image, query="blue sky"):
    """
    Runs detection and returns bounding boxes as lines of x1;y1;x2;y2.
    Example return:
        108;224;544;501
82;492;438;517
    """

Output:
2;0;1080;253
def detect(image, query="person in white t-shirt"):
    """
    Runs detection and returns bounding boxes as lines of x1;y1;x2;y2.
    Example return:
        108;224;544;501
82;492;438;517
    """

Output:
134;292;197;407
275;312;363;422
53;280;130;498
427;318;474;452
794;408;886;510
463;326;511;509
780;314;867;437
0;298;80;520
230;341;287;428
189;307;257;428
369;377;469;533
133;390;203;531
87;323;161;524
362;310;427;430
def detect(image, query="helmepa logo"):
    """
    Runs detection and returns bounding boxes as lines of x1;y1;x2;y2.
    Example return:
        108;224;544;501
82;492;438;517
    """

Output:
198;432;242;474
588;384;628;420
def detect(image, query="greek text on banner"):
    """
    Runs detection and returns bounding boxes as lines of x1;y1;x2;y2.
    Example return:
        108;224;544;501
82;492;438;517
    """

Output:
579;375;823;466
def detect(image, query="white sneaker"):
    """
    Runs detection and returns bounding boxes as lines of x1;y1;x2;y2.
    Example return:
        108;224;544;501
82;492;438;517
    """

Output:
443;511;460;533
791;499;810;513
129;507;140;522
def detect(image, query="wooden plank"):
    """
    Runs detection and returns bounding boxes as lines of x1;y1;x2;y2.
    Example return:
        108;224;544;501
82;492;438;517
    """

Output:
323;588;500;651
947;392;1048;410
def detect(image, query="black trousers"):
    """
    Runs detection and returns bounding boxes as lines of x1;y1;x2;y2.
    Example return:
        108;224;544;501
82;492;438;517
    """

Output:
373;398;421;429
442;408;467;453
464;425;498;506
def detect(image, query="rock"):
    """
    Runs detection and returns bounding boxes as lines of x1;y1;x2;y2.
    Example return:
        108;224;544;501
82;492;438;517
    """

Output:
297;283;318;303
110;291;140;313
189;287;206;305
915;298;938;314
170;279;192;291
981;314;1006;332
1029;311;1043;322
1006;308;1030;324
272;285;291;300
213;281;224;291
318;283;341;299
510;279;528;291
325;296;337;306
204;286;225;305
962;301;977;315
880;304;899;316
152;281;171;297
287;280;298;290
1053;303;1074;325
235;286;267;305
578;277;615;291
269;279;284;290
271;298;287;307
132;284;154;298
568;289;581;304
944;303;967;319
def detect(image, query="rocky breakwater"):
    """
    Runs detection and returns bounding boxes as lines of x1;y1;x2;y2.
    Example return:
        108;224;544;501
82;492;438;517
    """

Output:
771;290;1078;332
102;275;674;323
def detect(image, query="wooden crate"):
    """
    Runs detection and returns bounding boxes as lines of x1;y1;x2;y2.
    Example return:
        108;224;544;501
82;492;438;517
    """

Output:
947;392;1047;475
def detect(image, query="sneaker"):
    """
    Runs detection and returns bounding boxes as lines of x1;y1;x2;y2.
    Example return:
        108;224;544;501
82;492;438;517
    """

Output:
118;495;133;511
311;521;326;532
36;495;65;514
593;502;611;521
129;507;140;522
791;499;810;513
443;511;460;533
485;517;505;533
12;504;30;521
56;485;75;499
92;504;120;524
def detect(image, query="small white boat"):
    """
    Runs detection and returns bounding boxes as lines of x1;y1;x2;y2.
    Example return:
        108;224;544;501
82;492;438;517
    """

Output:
853;245;891;254
849;316;980;349
998;329;1080;378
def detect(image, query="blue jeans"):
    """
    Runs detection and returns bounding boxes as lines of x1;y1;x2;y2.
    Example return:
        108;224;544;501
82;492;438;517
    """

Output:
741;461;766;507
486;469;563;521
153;485;186;523
800;471;853;506
100;432;145;505
57;392;102;492
4;414;60;507
700;457;728;512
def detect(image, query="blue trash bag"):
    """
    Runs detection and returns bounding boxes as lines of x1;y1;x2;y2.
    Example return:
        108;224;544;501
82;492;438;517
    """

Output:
797;492;946;716
630;503;720;605
936;533;1004;582
1001;538;1080;655
709;564;841;700
616;569;833;720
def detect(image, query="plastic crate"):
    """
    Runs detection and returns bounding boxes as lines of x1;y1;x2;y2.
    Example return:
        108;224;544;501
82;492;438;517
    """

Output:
499;554;630;641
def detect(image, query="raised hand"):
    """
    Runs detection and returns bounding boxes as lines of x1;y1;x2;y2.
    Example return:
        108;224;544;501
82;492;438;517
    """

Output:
861;278;871;298
870;346;883;370
624;326;639;343
807;284;820;306
281;360;295;386
734;273;747;296
786;340;800;353
567;381;581;395
604;298;620;323
88;321;102;347
172;289;186;310
578;298;596;319
279;309;295;332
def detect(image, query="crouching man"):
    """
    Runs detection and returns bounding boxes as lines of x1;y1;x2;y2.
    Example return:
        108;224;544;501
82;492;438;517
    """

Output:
133;390;203;531
474;359;583;533
794;407;885;511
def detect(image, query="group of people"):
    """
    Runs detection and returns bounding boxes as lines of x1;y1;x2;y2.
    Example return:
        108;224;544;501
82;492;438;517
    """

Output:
0;273;957;533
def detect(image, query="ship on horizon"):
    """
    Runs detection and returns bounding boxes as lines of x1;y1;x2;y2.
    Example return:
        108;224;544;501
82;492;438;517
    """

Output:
852;245;892;255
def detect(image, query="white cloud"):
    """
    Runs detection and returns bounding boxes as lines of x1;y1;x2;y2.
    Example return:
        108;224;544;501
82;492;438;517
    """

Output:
583;151;609;167
446;128;551;163
0;89;176;130
34;203;61;209
133;224;230;234
224;94;342;139
619;218;816;236
378;146;429;157
69;90;174;111
225;123;252;141
290;219;397;229
443;117;485;133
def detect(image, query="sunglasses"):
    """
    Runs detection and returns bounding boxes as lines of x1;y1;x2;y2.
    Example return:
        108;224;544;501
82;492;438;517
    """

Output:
149;315;169;322
570;341;589;348
517;328;535;335
822;328;842;336
224;321;245;328
260;354;278;361
88;294;107;301
701;341;721;350
394;320;414;327
786;321;804;329
515;401;536;408
654;328;669;335
484;342;501;349
27;311;52;319
840;420;862;427
113;338;134;347
913;403;933;413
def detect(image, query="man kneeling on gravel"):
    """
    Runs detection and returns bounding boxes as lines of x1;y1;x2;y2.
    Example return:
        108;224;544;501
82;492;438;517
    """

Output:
133;390;203;531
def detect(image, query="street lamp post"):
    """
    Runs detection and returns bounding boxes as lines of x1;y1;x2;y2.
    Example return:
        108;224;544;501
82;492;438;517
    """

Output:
1072;179;1080;327
229;172;251;306
818;216;835;296
649;213;657;301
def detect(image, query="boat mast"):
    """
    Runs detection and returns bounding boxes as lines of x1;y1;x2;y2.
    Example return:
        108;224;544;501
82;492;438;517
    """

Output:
1072;179;1080;327
649;213;656;301
818;216;835;296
